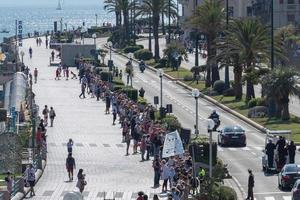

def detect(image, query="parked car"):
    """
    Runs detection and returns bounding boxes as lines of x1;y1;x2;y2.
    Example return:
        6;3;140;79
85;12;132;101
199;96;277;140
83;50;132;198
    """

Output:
217;125;246;147
278;164;300;190
292;179;300;200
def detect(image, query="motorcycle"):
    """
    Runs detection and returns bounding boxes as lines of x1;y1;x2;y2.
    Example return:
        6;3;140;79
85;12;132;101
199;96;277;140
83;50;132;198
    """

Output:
139;63;146;73
212;118;220;131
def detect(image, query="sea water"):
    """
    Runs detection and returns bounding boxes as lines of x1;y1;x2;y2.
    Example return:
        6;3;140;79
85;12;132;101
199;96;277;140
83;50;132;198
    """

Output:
0;4;115;42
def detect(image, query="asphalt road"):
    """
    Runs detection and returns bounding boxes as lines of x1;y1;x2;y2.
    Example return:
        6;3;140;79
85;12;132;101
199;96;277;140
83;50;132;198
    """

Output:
136;38;300;118
84;37;299;200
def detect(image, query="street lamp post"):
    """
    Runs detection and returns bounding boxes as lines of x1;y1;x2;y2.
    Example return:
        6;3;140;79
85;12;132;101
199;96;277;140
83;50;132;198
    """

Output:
95;14;98;27
157;69;164;109
224;0;230;89
128;53;134;87
192;89;200;135
92;33;97;46
20;51;25;64
168;0;171;44
207;119;215;178
195;32;199;67
108;41;112;60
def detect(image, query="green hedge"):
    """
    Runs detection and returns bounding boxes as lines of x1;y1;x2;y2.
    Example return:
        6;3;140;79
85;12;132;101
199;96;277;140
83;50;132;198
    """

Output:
189;137;217;165
161;115;182;131
218;186;237;200
123;45;143;53
138;96;147;106
122;87;138;102
213;80;225;94
134;49;153;60
100;72;113;82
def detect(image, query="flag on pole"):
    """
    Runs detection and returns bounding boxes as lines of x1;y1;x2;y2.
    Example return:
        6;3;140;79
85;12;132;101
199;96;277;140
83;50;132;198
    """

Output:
162;130;184;158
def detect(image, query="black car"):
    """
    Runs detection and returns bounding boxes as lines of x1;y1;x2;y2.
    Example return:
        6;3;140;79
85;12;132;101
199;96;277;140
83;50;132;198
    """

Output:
217;125;246;147
278;164;300;190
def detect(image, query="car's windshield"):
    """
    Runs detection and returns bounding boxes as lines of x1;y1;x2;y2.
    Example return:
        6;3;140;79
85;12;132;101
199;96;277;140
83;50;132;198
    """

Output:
224;127;244;133
285;165;300;173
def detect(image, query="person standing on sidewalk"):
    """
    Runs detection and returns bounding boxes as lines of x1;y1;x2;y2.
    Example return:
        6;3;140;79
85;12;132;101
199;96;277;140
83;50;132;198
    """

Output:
25;164;36;197
67;139;74;153
66;153;76;181
29;47;33;59
42;105;49;126
66;67;70;80
125;131;131;156
76;169;86;193
34;68;38;84
153;155;161;188
51;50;55;61
79;83;86;99
140;135;147;161
49;107;56;127
5;171;13;195
112;103;117;125
246;169;254;200
288;141;296;164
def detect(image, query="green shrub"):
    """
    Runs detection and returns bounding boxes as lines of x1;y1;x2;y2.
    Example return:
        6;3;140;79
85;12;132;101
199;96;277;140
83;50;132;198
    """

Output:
153;63;164;69
213;80;225;94
183;75;193;81
257;97;267;107
223;87;235;97
138;96;147;106
123;45;143;53
218;186;237;200
100;72;113;82
113;85;124;91
122;87;138;102
134;49;153;60
112;78;124;86
94;67;103;75
159;58;168;68
161;115;182;131
189;139;217;165
248;98;257;108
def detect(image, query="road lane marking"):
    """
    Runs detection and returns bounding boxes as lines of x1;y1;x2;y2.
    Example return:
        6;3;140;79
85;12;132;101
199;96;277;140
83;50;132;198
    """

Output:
264;197;275;200
283;196;292;200
228;148;237;151
241;147;250;151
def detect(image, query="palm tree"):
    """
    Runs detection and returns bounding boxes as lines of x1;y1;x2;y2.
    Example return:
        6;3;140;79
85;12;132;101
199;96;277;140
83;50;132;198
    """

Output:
136;3;152;51
120;0;131;44
189;0;225;87
104;0;122;27
262;67;300;120
217;18;284;101
161;0;178;35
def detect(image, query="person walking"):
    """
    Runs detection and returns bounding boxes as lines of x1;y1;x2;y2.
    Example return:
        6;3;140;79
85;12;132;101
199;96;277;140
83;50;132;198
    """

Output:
55;68;60;80
153;155;161;188
79;83;86;99
45;38;49;49
265;139;276;168
105;92;111;114
51;51;55;61
34;68;38;84
139;87;145;98
112;103;117;125
140;135;147;161
42;105;49;126
29;47;33;59
25;164;36;197
161;160;170;193
49;107;56;127
66;67;69;80
66;153;76;181
5;171;13;196
76;169;86;193
288;141;296;164
246;169;254;200
67;139;74;153
125;132;131;156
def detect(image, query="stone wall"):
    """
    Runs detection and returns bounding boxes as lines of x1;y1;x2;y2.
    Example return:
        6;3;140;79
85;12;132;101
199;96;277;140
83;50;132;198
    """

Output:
61;44;96;67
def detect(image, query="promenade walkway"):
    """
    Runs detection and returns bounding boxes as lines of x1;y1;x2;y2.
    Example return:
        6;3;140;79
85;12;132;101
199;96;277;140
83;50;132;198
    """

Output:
19;38;162;200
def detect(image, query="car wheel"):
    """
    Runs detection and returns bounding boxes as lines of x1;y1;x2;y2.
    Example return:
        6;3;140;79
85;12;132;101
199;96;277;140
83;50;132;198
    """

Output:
242;143;247;147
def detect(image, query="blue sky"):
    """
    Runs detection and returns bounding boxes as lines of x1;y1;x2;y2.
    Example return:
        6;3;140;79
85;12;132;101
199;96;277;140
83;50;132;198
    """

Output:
0;0;102;7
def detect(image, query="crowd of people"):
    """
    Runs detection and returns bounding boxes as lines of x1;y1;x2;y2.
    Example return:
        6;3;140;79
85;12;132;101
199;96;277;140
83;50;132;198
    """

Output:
75;61;200;200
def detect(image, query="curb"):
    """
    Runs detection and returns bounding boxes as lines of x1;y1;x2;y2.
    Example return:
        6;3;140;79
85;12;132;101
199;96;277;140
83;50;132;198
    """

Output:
106;45;268;134
11;160;47;200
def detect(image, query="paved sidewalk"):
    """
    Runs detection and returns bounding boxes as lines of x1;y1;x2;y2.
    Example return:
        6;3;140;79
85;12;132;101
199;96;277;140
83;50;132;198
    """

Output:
19;38;163;200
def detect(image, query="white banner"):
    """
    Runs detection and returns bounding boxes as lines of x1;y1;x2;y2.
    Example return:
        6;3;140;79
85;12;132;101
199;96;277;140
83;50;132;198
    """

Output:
162;130;184;158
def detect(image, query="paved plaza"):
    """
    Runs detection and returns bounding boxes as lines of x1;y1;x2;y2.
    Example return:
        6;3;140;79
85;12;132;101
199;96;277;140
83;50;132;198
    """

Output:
19;38;163;200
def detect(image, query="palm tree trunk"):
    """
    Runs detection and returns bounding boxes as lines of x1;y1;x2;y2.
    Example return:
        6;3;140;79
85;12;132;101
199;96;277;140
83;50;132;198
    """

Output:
234;66;243;101
210;34;219;84
205;34;212;87
148;14;152;51
162;13;165;35
153;11;160;61
115;11;120;26
123;10;130;44
281;97;290;120
275;101;282;118
246;80;255;101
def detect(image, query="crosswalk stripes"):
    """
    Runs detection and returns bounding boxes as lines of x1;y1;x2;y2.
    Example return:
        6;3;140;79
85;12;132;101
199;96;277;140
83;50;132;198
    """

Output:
264;197;276;200
217;146;265;152
282;196;292;200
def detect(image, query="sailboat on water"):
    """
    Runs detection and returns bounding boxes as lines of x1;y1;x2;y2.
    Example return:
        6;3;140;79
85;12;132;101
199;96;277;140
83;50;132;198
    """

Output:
56;0;63;10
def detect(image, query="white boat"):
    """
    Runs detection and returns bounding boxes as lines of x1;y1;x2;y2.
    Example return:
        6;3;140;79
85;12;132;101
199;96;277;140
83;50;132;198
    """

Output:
56;0;63;10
